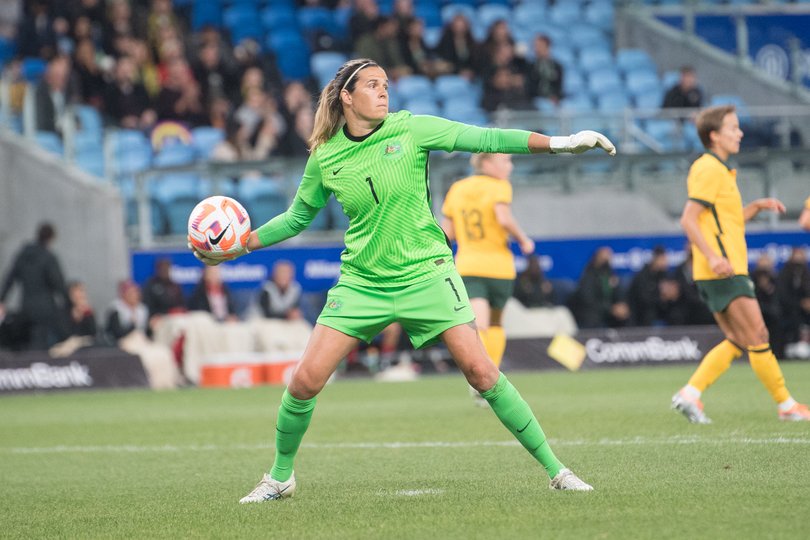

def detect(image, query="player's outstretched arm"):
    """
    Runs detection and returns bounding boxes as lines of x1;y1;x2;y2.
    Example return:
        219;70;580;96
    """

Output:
743;197;785;222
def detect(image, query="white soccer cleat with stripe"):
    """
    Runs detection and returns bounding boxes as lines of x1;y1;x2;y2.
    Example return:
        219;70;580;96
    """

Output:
239;473;296;504
671;390;712;424
549;468;594;491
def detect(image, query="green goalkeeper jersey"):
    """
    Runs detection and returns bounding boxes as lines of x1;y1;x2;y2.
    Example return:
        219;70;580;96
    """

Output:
295;110;532;287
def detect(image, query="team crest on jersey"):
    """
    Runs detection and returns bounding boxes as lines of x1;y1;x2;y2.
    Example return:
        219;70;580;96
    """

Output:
381;140;404;161
326;298;343;311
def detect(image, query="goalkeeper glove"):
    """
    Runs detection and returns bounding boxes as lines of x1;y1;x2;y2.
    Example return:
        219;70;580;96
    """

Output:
187;236;252;266
549;130;616;156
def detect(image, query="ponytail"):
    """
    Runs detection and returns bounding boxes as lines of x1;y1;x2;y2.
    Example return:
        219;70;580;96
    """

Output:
308;58;378;152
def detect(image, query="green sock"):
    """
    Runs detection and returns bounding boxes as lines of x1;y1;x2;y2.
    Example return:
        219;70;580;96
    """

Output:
269;390;316;482
481;373;564;478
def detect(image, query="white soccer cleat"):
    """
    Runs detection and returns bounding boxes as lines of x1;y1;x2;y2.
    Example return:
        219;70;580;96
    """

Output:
671;390;712;424
239;473;296;504
549;468;594;491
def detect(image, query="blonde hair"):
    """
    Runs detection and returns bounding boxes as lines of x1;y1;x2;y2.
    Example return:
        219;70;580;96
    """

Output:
309;58;379;152
469;153;495;173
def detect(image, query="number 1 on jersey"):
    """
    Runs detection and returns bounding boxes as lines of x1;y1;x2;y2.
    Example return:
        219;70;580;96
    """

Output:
366;177;380;204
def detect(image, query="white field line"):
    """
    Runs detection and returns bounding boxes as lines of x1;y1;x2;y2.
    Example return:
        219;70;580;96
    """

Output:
5;435;810;455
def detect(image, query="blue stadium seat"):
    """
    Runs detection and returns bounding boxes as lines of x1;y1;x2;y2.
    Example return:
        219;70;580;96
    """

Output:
588;68;623;95
533;97;558;113
551;46;576;69
423;27;442;49
568;24;608;52
266;28;306;53
434;74;476;103
560;95;594;113
625;70;661;97
192;1;223;30
562;69;586;96
597;90;631;112
73;129;102;154
35;131;63;156
477;4;512;31
441;4;476;25
153;144;196;167
584;1;614;32
261;6;297;30
238;178;288;224
395;75;436;102
661;70;680;90
414;3;442;28
442;101;487;125
579;48;614;73
223;5;259;29
644;119;681;152
298;7;335;37
616;49;656;74
683;121;703;151
154;173;203;235
0;36;16;65
634;89;664;110
311;51;347;87
512;3;547;31
709;94;751;122
406;99;441;117
108;130;152;176
549;3;581;26
74;105;103;134
276;45;311;81
75;149;105;178
191;127;224;159
21;58;47;82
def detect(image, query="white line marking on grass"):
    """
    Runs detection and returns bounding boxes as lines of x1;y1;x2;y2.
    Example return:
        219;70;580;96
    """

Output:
6;436;810;455
393;489;444;497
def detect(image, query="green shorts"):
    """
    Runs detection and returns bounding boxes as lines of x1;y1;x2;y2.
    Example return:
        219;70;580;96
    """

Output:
317;270;474;349
461;276;514;310
696;275;756;313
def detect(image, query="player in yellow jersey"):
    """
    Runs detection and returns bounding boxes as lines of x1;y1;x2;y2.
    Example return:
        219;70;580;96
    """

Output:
799;196;810;230
671;105;810;423
441;153;535;405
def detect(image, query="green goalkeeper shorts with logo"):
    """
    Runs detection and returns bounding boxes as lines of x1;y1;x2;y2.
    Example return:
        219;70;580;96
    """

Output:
317;269;475;349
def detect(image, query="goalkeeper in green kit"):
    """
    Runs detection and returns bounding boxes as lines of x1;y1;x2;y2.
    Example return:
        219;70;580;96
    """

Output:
189;59;616;501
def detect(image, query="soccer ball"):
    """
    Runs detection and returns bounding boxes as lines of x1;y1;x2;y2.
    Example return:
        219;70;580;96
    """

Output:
188;195;251;259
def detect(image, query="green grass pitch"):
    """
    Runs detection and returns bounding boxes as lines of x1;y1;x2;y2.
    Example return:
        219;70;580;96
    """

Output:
2;363;809;539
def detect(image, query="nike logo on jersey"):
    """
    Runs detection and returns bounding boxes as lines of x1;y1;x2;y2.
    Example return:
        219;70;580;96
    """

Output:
453;306;465;312
332;166;344;175
208;222;231;245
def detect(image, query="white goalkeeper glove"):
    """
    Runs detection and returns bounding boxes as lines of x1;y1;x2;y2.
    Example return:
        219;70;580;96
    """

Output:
187;236;251;266
549;130;617;156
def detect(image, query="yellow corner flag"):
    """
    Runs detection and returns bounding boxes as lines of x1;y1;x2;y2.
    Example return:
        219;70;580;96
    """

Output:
547;334;587;372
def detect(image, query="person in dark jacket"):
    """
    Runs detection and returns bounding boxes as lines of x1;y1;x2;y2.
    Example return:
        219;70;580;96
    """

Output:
142;258;185;321
627;246;669;326
65;280;97;339
188;266;238;322
0;223;68;349
776;247;810;348
569;246;629;328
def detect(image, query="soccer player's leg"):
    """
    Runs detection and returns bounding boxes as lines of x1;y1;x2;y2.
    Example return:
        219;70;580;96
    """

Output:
725;296;810;421
442;323;592;491
240;324;360;504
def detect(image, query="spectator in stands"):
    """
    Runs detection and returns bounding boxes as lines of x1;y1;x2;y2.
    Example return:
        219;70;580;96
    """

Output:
752;254;784;359
355;16;411;80
35;55;74;135
400;18;451;79
513;254;554;308
0;0;21;41
481;20;515;59
142;258;186;321
392;0;415;37
527;35;563;104
188;266;238;322
72;38;107;109
627;246;669;326
569;246;629;329
2;58;27;116
662;65;703;110
672;243;714;325
800;196;810;231
65;280;97;339
18;0;56;59
348;0;380;50
102;0;146;57
104;55;156;129
146;0;182;55
259;260;303;321
107;279;181;389
128;38;160;98
234;87;284;159
776;247;810;349
0;223;68;349
435;13;480;80
481;42;531;112
233;38;283;100
193;40;240;109
155;58;207;126
657;276;689;326
279;105;314;157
